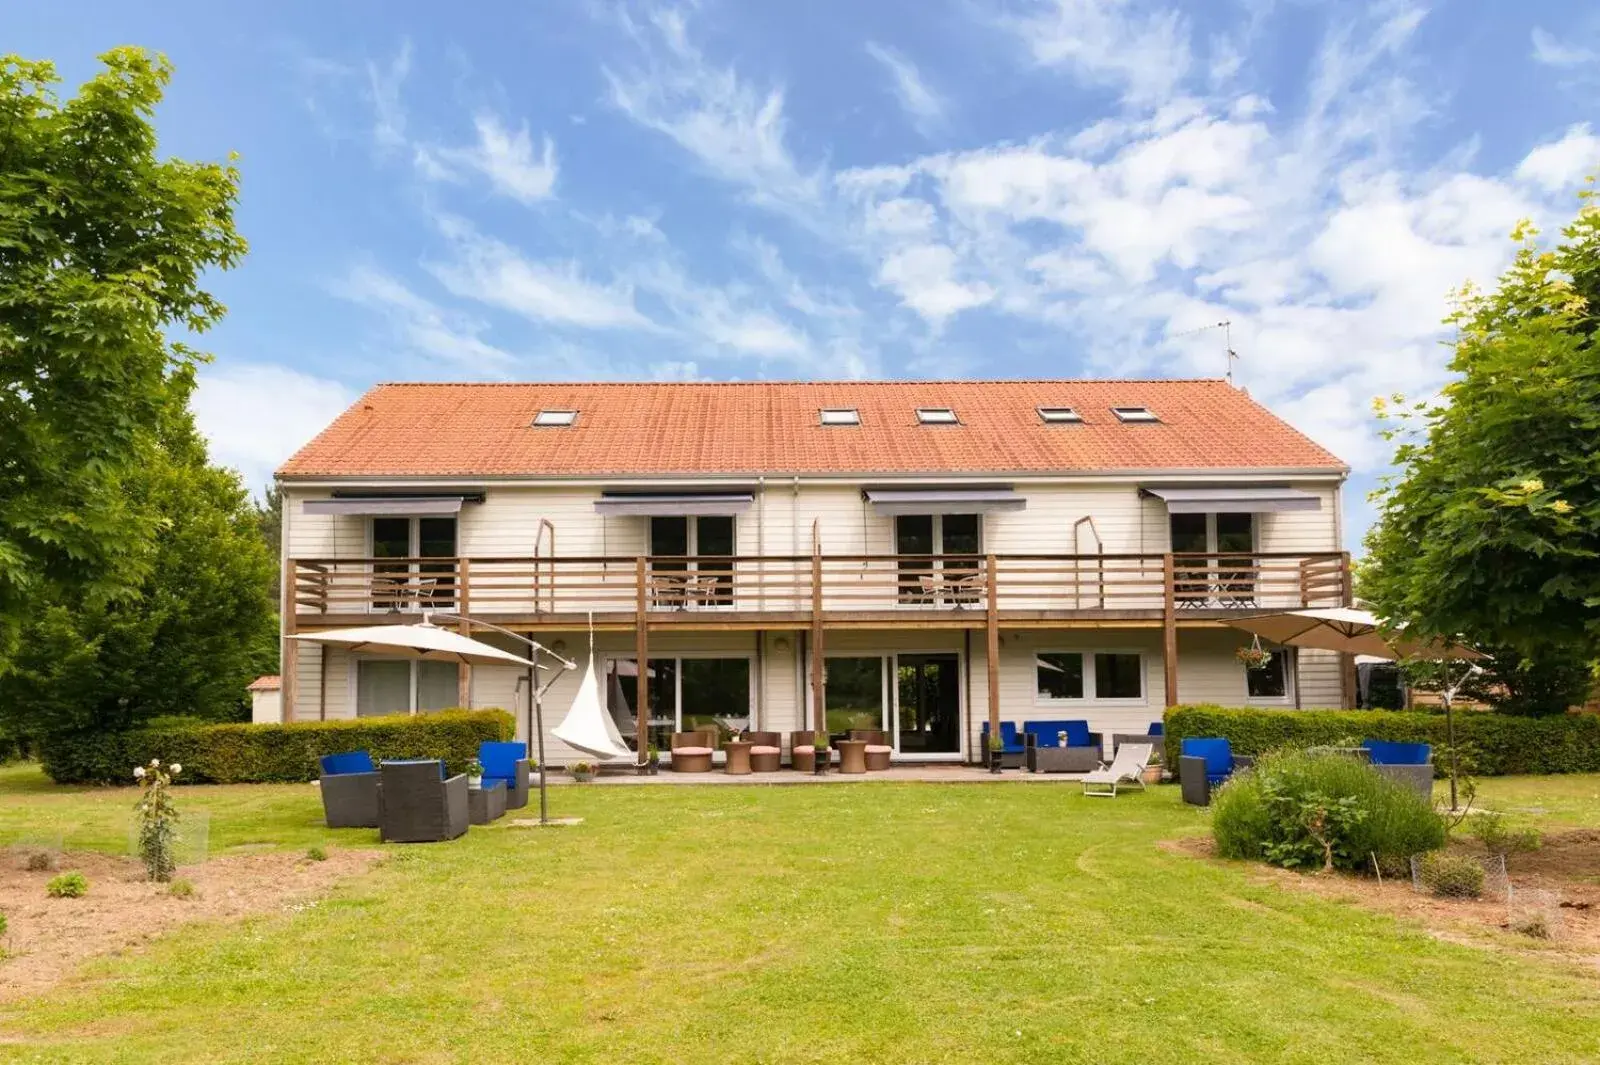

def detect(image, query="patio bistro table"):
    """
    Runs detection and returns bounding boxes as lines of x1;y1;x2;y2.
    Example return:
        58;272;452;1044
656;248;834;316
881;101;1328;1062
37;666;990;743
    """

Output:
723;740;753;775
467;780;507;825
836;739;868;775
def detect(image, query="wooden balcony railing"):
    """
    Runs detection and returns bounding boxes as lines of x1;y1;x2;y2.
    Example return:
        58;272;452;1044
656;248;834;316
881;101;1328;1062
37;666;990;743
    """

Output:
290;551;1350;620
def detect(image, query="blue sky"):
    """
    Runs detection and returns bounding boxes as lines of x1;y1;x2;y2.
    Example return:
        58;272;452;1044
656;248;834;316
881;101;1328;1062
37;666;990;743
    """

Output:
8;0;1600;544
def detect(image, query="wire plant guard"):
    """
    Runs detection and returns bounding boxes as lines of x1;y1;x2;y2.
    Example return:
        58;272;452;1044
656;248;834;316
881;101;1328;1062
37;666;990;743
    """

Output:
552;616;635;763
1235;634;1274;671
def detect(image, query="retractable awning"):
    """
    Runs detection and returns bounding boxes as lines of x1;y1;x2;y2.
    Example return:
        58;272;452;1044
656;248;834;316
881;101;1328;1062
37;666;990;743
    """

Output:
302;496;469;516
864;487;1027;515
593;493;754;517
1142;486;1321;513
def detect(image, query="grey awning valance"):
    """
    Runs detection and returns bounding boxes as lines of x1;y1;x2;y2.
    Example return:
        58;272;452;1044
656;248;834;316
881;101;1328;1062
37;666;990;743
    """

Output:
1142;486;1322;513
594;493;754;517
864;487;1027;516
302;496;468;516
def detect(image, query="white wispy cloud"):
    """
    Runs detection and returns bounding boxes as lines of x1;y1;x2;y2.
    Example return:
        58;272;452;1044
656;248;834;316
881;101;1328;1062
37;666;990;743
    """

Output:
417;114;560;203
192;364;356;493
1514;124;1600;191
332;264;517;368
865;42;946;134
602;4;822;210
1530;26;1596;68
428;221;654;330
365;41;412;151
994;0;1193;106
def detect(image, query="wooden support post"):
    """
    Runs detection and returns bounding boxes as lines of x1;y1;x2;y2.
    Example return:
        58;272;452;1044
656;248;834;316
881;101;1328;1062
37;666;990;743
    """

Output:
1339;550;1356;709
810;525;825;733
282;555;298;723
635;557;649;759
1162;553;1179;708
985;554;1001;737
456;557;472;707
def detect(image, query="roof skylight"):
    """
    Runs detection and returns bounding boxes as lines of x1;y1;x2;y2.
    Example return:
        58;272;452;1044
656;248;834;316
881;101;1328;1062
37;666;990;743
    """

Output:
1111;406;1159;423
1037;407;1083;424
916;407;959;425
820;408;860;426
532;409;579;427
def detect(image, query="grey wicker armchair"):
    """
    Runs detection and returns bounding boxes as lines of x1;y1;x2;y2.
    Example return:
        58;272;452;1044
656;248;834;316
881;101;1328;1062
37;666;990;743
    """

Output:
319;751;381;829
378;759;469;843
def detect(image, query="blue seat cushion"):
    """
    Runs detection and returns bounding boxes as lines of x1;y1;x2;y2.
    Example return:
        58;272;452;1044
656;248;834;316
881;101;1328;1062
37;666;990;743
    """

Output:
1022;720;1092;748
1181;737;1235;783
1147;722;1164;737
1363;740;1431;766
981;721;1026;754
479;741;527;781
320;750;375;776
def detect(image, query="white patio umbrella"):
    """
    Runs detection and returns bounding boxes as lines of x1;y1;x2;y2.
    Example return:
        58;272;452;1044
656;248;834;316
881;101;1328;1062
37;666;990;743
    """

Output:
1224;607;1483;661
289;620;539;669
1223;607;1484;809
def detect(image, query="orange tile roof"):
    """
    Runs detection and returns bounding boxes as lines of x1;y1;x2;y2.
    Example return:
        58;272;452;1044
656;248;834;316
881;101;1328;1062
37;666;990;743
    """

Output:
277;379;1346;479
248;675;282;691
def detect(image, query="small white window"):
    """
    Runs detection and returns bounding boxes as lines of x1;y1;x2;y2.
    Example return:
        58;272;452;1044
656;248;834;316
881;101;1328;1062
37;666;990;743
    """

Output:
820;408;860;426
916;407;959;424
1038;407;1082;423
532;409;578;427
1112;406;1158;423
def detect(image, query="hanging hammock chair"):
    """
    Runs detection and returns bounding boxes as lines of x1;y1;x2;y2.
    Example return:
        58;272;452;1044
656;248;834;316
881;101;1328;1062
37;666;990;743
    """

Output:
552;617;636;762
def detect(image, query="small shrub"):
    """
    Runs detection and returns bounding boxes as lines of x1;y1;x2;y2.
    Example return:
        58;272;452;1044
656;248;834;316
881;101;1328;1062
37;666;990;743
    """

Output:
1510;912;1551;939
134;758;182;882
46;871;88;898
1419;852;1485;899
306;845;328;862
168;878;195;899
1211;750;1445;873
21;848;57;872
0;911;7;937
1468;812;1542;860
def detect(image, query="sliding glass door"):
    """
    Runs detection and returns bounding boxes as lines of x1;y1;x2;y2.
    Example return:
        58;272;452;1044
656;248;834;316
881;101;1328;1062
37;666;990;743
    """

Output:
817;652;964;757
369;515;457;610
649;516;735;608
604;655;752;754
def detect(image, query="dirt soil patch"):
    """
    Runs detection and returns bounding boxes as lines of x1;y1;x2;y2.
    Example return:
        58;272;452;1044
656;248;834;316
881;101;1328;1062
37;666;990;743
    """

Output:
1167;831;1600;972
0;848;383;1002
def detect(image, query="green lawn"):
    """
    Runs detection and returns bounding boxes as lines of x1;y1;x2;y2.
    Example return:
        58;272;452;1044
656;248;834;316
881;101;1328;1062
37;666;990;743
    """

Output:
1;767;1597;1064
1461;773;1600;828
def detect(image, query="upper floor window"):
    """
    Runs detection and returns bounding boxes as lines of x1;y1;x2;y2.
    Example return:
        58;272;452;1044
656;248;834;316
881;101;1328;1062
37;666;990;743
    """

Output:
1112;406;1159;422
916;407;959;424
1169;512;1254;554
820;408;860;426
532;409;578;427
1037;407;1082;423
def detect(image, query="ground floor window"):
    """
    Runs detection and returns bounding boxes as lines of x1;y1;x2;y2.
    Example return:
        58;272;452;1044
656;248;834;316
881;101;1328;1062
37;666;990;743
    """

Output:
355;658;458;716
604;655;752;753
1035;650;1146;703
1246;650;1292;700
812;652;963;755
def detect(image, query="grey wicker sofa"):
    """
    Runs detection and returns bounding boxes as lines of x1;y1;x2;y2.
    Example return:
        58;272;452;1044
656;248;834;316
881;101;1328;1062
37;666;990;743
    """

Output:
318;751;381;829
378;759;469;843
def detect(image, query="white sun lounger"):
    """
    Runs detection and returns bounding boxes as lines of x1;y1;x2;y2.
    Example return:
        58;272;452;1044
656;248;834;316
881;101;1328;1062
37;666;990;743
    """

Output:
1082;743;1152;797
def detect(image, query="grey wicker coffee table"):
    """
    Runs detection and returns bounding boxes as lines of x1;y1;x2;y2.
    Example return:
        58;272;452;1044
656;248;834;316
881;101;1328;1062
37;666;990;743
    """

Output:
1027;745;1100;773
468;781;507;824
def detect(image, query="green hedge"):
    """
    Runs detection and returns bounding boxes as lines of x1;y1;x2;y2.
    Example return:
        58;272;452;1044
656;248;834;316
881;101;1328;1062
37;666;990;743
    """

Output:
1164;705;1600;776
38;709;514;785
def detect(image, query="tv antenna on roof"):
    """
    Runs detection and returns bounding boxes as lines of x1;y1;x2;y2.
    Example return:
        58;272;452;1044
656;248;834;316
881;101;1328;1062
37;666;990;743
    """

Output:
1171;320;1237;386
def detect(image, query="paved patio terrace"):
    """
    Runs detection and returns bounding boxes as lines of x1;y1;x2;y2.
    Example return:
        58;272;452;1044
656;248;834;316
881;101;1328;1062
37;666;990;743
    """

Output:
555;765;1107;784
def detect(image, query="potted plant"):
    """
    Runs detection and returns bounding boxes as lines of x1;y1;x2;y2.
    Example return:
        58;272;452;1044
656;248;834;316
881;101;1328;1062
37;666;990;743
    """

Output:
1142;751;1163;785
812;734;829;775
1056;730;1069;749
1235;636;1274;670
987;734;1005;774
645;744;660;776
465;758;484;789
571;761;595;783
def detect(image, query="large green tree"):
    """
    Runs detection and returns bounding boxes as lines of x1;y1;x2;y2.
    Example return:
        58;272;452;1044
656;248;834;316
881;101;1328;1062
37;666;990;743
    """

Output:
0;49;246;674
0;368;279;734
1363;197;1600;711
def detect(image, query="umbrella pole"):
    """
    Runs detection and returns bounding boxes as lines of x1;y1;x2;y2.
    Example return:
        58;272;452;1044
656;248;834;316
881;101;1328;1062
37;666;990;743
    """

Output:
1444;684;1459;812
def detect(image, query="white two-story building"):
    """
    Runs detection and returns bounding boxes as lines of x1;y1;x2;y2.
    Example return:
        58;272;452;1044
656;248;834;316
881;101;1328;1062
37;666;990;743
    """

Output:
274;379;1352;763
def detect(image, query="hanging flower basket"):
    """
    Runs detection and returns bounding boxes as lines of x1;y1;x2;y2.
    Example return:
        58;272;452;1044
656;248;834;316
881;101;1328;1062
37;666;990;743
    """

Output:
1235;636;1275;671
